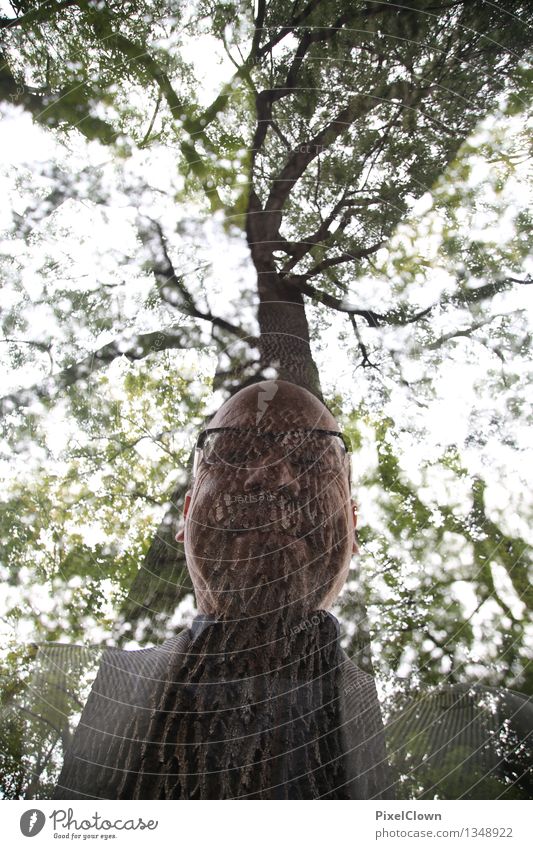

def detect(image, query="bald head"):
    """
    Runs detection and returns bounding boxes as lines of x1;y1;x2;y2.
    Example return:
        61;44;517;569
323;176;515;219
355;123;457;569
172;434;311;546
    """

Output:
209;380;339;433
178;379;356;618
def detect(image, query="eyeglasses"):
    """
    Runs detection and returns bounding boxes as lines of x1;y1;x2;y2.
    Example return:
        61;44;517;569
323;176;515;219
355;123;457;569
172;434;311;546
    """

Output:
192;427;351;477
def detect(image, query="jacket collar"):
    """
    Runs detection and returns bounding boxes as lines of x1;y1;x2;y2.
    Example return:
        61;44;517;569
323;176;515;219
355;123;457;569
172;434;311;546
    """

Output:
189;610;341;640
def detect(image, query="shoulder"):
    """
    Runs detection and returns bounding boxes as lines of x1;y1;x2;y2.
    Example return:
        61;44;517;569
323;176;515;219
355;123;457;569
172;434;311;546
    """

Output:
94;628;192;691
339;648;377;689
72;628;192;735
100;628;191;664
338;649;384;722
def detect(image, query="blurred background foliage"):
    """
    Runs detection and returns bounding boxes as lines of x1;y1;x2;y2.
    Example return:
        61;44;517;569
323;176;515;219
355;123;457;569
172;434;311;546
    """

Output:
0;0;531;797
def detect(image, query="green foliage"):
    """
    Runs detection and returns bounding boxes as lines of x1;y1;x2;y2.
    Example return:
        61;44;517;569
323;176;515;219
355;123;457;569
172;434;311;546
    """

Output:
0;0;531;798
338;410;532;696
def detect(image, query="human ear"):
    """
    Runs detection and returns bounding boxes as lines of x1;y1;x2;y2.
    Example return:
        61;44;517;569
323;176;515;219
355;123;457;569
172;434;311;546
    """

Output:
175;491;192;542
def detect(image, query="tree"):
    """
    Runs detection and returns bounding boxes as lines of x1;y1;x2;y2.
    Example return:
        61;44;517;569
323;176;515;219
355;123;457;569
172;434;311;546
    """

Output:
0;0;531;798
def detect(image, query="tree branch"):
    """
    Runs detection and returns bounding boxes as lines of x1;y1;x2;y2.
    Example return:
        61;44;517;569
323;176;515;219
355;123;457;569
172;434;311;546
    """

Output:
0;0;79;30
264;81;413;222
249;0;266;61
1;337;51;353
285;239;384;280
286;274;532;332
278;191;352;269
427;317;501;350
447;276;532;307
0;49;118;144
252;0;324;62
349;315;376;369
250;6;359;163
138;219;257;345
139;90;162;148
286;276;387;327
0;325;201;417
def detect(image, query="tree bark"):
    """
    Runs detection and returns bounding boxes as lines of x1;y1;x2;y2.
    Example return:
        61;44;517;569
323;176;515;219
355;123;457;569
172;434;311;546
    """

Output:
54;613;391;799
246;190;323;398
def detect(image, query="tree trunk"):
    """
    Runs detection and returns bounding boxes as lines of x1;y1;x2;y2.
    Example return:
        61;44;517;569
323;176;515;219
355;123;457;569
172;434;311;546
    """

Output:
112;479;192;645
246;190;323;398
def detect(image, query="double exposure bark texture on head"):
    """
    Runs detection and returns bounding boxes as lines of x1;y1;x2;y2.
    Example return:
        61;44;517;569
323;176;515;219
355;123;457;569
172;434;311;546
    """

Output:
1;0;532;799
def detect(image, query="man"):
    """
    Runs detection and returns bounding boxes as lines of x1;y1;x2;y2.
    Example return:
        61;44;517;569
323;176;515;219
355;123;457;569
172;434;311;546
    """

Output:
53;380;392;799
